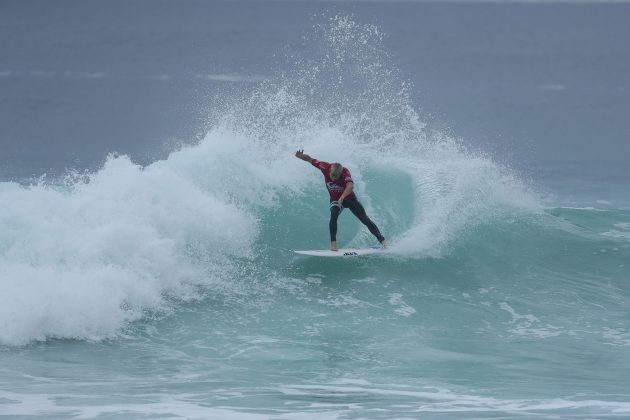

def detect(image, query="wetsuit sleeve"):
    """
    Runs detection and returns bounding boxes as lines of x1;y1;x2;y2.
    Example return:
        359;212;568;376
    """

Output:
311;159;330;173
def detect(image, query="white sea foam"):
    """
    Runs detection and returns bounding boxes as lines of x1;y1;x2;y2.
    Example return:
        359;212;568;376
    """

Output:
602;327;630;347
499;302;562;338
0;390;268;419
0;153;257;345
388;293;417;317
4;384;628;419
601;222;630;241
278;384;630;414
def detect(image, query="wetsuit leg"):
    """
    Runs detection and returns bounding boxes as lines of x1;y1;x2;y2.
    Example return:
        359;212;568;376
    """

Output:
329;201;343;242
344;197;385;243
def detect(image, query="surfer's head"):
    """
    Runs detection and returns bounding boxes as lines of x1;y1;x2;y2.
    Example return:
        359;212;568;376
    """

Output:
330;163;343;180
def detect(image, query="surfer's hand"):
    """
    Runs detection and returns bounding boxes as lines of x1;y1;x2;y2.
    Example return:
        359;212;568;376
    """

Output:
338;197;344;206
295;150;313;162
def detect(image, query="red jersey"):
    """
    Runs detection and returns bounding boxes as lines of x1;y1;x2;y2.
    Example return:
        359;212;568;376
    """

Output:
311;159;356;201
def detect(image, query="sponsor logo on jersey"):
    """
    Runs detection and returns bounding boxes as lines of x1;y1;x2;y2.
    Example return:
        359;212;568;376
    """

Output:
326;182;344;191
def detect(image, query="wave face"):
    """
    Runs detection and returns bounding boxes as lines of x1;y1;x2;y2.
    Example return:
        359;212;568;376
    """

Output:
1;15;629;419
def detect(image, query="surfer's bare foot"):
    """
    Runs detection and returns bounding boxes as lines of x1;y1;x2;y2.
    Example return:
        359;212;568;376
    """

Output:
380;240;388;249
330;241;338;251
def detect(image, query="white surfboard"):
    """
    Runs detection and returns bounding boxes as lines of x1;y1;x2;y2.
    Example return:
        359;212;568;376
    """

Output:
294;247;386;257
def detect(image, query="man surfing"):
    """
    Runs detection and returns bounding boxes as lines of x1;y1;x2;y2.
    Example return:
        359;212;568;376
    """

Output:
295;150;386;251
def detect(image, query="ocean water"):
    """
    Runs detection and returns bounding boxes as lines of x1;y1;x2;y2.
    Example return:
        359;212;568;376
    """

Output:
1;2;629;419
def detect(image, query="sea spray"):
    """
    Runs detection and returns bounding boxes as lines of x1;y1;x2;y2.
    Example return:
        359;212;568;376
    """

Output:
206;14;542;255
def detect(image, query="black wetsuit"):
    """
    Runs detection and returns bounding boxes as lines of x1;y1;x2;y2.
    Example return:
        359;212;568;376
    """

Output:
329;197;385;243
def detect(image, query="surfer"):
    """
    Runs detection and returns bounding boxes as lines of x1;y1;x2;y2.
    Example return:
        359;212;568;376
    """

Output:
295;150;386;251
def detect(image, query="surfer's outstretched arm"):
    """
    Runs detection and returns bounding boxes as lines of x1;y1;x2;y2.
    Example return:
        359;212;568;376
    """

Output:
295;149;314;163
